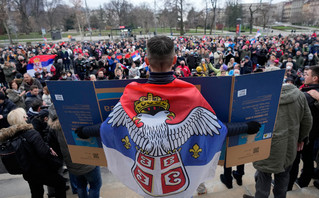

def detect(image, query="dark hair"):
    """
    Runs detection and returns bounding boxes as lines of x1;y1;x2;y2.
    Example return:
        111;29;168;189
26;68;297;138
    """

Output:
146;36;175;70
309;66;319;79
31;99;43;111
30;85;38;91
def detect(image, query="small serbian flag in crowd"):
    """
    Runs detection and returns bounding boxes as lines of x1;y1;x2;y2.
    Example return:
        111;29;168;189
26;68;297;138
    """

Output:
131;50;141;61
27;55;56;77
119;63;128;70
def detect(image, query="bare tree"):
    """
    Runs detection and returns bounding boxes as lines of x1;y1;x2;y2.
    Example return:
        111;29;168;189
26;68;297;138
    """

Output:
248;3;259;34
165;0;187;35
209;0;218;35
12;0;32;34
260;0;272;30
0;0;13;44
104;0;132;26
70;0;84;37
44;0;62;31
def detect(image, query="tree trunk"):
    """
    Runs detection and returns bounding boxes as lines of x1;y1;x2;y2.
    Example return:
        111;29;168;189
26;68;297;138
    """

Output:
3;19;12;45
180;0;184;35
76;14;83;37
249;5;253;34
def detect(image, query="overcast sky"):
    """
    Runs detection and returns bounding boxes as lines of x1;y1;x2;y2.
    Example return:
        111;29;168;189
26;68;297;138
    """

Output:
79;0;286;10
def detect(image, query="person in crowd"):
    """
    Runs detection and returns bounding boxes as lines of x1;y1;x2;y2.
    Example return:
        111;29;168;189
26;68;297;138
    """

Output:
34;72;46;88
89;74;97;81
196;58;213;76
42;86;52;107
240;56;253;74
16;56;27;75
0;108;66;198
59;47;71;71
244;67;312;198
294;50;304;70
114;68;126;80
288;66;319;190
96;70;107;81
26;99;43;122
176;60;191;77
19;73;43;93
47;107;102;197
6;80;25;108
0;91;16;129
2;61;16;84
25;85;41;111
128;62;140;79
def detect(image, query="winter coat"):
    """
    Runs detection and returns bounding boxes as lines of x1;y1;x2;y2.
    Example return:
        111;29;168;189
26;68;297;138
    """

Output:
0;99;16;129
24;92;41;111
47;119;96;176
302;84;319;139
253;84;312;174
2;64;16;84
0;124;62;174
6;89;25;109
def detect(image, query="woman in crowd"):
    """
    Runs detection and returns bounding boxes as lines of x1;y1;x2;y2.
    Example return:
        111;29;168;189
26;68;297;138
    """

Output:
6;80;26;108
0;108;66;198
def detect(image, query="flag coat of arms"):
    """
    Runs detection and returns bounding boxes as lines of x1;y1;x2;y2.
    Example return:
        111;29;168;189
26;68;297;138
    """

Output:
27;55;56;76
100;79;227;197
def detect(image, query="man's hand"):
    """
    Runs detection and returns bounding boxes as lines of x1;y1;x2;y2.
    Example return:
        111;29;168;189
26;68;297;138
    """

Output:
75;126;89;139
0;115;3;119
246;121;261;134
297;142;304;151
50;148;58;156
308;90;319;101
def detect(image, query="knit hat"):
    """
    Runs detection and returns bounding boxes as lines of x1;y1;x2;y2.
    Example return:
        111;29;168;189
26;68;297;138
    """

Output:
222;64;228;71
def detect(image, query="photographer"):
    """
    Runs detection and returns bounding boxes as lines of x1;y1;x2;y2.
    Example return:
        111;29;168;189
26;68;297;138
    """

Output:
240;56;253;74
16;56;27;75
75;54;88;80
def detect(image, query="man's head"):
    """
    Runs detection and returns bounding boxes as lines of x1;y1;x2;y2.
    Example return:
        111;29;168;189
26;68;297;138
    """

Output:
23;73;32;83
31;99;43;112
97;71;104;78
30;85;39;96
304;66;319;85
145;36;176;72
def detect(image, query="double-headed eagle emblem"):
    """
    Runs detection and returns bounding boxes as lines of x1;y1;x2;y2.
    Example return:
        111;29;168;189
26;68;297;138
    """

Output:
108;93;221;157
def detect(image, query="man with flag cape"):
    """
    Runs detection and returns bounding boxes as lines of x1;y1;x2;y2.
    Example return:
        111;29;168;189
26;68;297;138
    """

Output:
77;36;260;197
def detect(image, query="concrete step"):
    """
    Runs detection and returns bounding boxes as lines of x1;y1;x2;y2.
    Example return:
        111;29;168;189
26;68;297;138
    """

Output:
1;163;319;198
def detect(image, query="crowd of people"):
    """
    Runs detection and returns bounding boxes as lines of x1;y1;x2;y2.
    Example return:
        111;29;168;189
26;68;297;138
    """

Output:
0;32;319;197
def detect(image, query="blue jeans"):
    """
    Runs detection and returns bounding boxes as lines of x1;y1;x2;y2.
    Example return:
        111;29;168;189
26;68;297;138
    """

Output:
255;166;291;198
76;166;102;198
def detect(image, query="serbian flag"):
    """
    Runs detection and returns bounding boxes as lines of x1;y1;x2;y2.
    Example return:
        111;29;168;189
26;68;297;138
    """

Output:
255;29;261;38
100;79;227;198
131;51;141;61
27;55;56;77
119;63;128;70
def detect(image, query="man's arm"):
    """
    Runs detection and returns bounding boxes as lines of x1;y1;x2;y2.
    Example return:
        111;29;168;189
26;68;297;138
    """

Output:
225;121;261;137
75;123;101;139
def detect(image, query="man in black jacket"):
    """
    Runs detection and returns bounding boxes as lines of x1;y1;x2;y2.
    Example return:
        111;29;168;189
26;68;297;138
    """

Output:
289;66;319;190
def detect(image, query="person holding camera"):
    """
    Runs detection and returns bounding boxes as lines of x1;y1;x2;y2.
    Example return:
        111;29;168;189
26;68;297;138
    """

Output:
75;54;88;80
240;56;253;74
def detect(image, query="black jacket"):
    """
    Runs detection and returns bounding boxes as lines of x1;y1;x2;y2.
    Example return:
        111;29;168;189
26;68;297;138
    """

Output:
0;99;16;129
0;124;61;174
302;84;319;139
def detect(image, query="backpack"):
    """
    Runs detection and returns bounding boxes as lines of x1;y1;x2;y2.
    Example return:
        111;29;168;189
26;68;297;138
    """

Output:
0;135;26;175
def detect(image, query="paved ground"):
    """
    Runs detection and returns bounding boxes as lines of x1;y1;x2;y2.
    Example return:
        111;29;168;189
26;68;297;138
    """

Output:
1;162;319;198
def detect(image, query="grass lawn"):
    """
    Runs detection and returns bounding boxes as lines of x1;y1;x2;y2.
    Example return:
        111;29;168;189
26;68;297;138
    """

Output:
271;26;302;31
